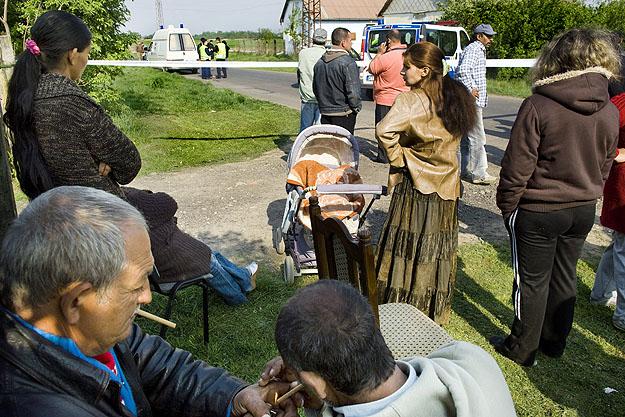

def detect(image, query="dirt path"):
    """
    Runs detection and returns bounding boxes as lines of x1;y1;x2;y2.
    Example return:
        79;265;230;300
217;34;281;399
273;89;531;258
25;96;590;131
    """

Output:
129;135;610;273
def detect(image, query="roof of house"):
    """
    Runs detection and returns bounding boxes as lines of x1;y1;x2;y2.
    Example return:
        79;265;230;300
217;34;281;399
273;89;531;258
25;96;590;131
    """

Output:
281;0;387;23
379;0;442;15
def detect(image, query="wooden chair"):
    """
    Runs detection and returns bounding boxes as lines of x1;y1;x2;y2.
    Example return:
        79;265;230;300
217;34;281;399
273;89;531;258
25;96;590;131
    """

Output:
309;195;453;358
148;266;212;344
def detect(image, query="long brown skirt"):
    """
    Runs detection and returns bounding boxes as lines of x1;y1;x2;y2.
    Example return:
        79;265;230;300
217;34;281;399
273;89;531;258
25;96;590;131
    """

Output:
375;172;458;325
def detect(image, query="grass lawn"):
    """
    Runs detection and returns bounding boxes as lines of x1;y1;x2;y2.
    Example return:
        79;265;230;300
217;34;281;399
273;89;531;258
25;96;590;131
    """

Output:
138;243;625;416
109;67;299;174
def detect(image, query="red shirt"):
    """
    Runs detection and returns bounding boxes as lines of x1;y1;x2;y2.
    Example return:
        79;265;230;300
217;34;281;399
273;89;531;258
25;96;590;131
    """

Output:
601;93;625;234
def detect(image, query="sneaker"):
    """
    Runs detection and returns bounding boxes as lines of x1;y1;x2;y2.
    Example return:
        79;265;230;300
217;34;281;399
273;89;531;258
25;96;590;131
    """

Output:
246;262;258;290
589;295;617;307
489;335;538;367
460;173;472;182
471;174;497;185
613;317;625;332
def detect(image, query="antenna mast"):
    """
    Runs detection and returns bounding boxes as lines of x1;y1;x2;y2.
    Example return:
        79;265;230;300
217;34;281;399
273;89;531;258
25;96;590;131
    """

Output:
155;0;164;27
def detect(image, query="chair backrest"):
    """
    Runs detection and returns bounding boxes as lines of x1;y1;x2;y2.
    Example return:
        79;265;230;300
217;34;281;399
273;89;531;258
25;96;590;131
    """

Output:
309;195;380;324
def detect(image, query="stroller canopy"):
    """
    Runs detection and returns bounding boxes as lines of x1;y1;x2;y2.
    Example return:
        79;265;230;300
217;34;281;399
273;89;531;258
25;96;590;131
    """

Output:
286;125;359;174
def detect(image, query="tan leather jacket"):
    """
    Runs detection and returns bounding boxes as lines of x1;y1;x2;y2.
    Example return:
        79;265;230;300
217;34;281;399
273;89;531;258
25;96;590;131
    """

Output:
376;89;460;200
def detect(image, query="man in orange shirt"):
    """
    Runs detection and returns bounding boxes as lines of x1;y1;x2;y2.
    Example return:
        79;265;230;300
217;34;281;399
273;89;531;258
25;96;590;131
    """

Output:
368;29;409;162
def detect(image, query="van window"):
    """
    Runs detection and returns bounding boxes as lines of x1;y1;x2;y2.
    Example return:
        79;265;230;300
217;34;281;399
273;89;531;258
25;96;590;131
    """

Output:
182;33;196;51
460;31;470;49
425;29;458;57
367;29;417;54
169;34;183;51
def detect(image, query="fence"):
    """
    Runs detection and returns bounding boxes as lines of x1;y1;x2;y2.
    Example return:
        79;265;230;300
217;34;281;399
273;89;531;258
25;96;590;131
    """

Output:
231;39;286;55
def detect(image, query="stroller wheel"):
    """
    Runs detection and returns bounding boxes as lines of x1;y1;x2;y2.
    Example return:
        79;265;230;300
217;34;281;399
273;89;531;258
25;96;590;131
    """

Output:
284;256;295;284
273;226;285;254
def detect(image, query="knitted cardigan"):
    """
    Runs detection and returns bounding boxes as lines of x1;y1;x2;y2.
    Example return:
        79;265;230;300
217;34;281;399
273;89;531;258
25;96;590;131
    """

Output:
124;187;212;283
33;72;141;199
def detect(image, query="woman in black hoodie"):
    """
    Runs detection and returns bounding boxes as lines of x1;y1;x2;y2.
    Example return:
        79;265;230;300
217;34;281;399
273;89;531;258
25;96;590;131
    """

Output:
491;28;620;366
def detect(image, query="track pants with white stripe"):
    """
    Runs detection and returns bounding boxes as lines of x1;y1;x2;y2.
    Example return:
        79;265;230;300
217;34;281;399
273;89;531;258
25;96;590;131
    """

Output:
502;204;595;365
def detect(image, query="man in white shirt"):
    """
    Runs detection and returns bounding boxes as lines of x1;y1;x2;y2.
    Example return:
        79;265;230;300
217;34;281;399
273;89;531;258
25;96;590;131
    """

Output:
298;28;327;133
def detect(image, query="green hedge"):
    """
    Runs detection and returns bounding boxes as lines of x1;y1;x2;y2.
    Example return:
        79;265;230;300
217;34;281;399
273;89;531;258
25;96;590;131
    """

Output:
442;0;625;80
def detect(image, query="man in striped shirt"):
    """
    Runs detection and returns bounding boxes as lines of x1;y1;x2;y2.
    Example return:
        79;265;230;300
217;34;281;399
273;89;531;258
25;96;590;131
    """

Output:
456;24;497;185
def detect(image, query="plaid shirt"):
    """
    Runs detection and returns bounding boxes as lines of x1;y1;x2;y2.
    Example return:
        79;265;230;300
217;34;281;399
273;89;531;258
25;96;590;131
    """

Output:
456;40;488;107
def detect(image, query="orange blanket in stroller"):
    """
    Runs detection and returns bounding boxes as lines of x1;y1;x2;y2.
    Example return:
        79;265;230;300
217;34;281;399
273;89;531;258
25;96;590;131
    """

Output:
287;160;365;226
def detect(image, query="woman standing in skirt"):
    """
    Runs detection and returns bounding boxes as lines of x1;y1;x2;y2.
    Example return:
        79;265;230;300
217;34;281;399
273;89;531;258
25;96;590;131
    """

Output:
375;42;476;324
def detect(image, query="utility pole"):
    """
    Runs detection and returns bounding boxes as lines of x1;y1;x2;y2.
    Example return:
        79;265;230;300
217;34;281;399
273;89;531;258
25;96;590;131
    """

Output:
302;0;321;48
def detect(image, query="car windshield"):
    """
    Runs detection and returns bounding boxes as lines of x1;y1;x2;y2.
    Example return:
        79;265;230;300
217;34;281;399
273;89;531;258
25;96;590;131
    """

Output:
367;29;416;54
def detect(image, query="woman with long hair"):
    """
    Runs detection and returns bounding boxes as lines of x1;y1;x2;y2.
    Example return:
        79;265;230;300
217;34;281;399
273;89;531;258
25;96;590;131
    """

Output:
375;42;477;325
4;10;257;306
493;28;620;366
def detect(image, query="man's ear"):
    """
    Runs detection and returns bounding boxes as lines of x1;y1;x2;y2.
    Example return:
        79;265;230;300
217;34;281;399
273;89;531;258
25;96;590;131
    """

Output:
59;282;93;325
299;371;328;400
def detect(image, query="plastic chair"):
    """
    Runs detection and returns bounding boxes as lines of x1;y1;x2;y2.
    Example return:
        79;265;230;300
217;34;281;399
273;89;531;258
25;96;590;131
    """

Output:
309;195;453;358
148;266;212;344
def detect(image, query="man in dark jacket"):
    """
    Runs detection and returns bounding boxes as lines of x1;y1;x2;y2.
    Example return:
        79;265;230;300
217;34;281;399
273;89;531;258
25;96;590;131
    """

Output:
0;186;294;417
313;27;361;134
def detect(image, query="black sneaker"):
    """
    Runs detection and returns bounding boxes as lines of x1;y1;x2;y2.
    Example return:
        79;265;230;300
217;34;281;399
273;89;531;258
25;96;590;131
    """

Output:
490;335;538;367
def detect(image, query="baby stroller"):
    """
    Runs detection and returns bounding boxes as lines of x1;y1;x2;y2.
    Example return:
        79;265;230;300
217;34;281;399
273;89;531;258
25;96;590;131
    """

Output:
272;125;386;283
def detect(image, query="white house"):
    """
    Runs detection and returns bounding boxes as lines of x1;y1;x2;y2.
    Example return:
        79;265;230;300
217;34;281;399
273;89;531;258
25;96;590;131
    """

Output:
378;0;446;24
280;0;386;55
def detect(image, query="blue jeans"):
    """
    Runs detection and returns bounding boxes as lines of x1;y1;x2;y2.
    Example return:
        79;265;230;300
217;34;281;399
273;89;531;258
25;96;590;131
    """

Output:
457;106;488;178
591;230;625;321
299;101;320;133
208;250;252;306
201;66;212;79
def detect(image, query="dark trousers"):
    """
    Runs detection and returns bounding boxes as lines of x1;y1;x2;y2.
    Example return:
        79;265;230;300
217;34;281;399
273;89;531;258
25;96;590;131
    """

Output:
502;204;595;365
320;113;357;135
216;59;227;78
374;104;392;162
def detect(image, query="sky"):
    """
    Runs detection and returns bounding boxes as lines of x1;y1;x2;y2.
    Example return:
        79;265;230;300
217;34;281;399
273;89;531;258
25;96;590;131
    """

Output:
123;0;286;36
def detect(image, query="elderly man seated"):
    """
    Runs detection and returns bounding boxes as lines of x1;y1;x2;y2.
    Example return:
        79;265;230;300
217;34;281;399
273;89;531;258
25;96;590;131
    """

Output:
0;186;295;417
260;280;517;417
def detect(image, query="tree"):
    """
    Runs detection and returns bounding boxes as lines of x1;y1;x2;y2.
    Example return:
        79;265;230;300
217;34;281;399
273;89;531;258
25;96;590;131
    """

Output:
284;5;305;54
7;0;135;106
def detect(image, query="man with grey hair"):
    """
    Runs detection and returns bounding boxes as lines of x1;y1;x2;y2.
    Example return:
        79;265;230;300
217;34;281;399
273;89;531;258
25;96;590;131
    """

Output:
0;186;295;417
298;27;327;133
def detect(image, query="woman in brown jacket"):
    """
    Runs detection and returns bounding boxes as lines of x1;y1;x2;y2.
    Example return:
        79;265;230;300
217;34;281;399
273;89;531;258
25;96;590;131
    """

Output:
375;42;476;324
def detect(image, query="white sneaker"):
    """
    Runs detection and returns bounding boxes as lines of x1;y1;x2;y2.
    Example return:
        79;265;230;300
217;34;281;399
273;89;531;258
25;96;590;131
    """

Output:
471;174;497;185
246;262;258;290
590;295;617;307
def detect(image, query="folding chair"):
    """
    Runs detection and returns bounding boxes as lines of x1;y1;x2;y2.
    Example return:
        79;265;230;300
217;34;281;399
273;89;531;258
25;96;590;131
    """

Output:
309;195;453;358
148;266;212;344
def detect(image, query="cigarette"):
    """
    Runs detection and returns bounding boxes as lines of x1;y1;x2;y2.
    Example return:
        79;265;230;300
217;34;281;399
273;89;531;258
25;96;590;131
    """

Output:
136;309;177;328
275;384;304;404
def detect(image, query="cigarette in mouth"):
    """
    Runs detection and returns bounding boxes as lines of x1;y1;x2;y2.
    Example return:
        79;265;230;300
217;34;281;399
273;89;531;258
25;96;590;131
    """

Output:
136;309;176;328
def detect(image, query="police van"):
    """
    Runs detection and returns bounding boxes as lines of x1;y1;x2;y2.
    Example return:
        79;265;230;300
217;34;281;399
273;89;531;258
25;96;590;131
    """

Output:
360;22;470;94
146;24;199;73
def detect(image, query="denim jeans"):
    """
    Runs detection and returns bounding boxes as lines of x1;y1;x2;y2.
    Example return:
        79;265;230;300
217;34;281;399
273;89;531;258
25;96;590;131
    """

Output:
374;104;392;162
299;101;320;133
201;66;212;79
457;106;488;178
207;250;252;306
591;230;625;321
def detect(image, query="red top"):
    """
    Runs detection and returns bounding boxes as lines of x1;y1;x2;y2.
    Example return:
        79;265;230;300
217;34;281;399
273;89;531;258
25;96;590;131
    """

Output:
369;46;410;106
601;93;625;234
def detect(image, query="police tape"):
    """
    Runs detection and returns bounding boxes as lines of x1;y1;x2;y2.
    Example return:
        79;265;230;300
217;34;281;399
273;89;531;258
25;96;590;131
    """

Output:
88;58;538;69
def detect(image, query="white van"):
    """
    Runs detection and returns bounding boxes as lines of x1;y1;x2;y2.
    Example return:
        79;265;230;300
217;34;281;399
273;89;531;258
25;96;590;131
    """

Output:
360;22;470;94
146;24;199;73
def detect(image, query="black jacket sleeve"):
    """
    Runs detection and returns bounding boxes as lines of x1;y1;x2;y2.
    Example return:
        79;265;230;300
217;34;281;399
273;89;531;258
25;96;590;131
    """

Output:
119;324;247;417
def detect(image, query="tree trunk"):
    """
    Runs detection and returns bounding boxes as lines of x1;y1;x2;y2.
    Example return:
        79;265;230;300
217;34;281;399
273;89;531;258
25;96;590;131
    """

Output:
0;33;16;241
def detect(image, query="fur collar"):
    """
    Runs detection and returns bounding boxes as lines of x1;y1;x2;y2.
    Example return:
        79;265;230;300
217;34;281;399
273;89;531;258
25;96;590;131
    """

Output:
532;66;614;88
